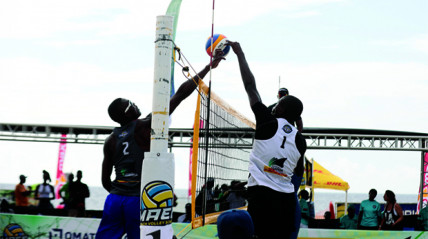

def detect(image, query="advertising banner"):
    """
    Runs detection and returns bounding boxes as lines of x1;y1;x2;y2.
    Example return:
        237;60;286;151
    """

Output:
54;134;67;200
417;152;428;213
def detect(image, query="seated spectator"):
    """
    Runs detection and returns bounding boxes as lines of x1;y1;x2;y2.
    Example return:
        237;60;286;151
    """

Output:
195;177;216;215
177;203;191;223
340;205;358;229
217;209;254;239
0;199;14;213
417;205;428;231
298;189;311;228
318;211;338;229
225;180;247;209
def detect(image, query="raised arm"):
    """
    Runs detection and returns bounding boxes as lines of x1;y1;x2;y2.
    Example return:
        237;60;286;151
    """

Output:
170;52;224;114
228;41;261;107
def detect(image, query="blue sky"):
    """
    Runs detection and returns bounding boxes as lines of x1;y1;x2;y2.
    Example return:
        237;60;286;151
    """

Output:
0;0;427;197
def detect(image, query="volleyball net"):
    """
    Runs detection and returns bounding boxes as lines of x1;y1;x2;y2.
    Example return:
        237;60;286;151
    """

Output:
190;81;255;229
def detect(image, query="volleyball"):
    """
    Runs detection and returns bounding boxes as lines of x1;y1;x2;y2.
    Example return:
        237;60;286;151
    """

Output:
205;34;230;57
3;224;26;237
141;181;174;210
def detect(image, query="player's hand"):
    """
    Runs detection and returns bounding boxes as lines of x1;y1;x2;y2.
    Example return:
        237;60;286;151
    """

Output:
226;40;243;55
211;49;225;69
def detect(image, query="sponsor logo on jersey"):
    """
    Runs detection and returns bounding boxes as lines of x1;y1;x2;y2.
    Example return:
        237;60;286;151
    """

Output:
140;181;174;226
282;125;293;134
119;130;129;138
263;157;288;177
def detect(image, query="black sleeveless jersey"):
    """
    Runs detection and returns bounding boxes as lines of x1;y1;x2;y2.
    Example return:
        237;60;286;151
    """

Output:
110;120;146;196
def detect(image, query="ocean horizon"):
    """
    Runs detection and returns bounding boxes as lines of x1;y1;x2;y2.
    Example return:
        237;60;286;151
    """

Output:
1;183;419;215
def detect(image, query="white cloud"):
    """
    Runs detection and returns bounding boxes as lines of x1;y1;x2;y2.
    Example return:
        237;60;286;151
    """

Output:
409;35;428;54
372;35;428;55
0;0;347;39
285;11;321;18
44;39;103;47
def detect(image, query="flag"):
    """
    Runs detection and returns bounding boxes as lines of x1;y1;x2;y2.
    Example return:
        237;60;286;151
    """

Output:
417;152;428;212
54;134;67;199
166;0;183;97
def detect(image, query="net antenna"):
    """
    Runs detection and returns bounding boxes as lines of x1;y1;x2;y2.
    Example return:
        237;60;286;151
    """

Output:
201;0;216;226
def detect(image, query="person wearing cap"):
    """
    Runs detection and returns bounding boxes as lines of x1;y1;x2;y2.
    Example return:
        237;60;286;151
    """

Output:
268;88;303;132
228;41;307;239
217;209;254;239
14;174;32;207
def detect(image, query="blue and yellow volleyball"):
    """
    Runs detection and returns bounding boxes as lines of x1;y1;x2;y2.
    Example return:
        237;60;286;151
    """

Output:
205;34;230;57
3;224;26;237
141;181;174;210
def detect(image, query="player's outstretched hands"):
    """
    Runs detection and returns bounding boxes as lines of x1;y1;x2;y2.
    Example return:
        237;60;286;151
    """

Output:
210;48;226;69
226;41;243;55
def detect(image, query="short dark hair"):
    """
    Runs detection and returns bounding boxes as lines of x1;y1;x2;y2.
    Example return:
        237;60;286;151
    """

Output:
278;88;289;98
278;95;303;121
108;98;126;124
299;189;309;199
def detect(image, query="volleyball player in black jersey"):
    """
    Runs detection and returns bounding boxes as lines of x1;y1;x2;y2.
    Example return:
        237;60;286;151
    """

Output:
96;53;224;239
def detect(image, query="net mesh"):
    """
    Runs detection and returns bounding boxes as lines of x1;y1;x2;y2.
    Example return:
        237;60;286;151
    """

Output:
191;81;255;228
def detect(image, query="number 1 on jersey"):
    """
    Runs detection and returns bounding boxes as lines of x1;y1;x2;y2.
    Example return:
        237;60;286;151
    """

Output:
280;136;286;148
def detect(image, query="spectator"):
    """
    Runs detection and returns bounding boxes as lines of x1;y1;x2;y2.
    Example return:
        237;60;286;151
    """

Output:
267;88;289;113
358;189;381;230
298;189;311;228
35;170;55;210
291;174;304;239
68;170;90;217
195;177;216;215
417;205;428;230
267;87;303;132
217;209;254;239
14;175;32;207
319;211;338;229
225;180;247;209
380;190;403;230
340;205;358;229
0;199;14;213
177;203;191;223
59;173;74;210
217;184;230;201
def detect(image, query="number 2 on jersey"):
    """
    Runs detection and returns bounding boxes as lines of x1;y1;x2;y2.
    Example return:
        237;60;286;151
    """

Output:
122;142;129;155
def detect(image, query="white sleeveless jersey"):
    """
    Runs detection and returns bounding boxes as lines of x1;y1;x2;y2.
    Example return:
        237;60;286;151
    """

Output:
248;118;301;193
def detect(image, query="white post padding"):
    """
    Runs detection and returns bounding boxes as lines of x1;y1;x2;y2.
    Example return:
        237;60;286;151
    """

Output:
140;15;175;239
151;15;174;153
140;153;175;238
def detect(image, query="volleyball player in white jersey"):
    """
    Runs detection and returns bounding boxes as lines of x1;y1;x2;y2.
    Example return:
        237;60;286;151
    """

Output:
228;41;307;239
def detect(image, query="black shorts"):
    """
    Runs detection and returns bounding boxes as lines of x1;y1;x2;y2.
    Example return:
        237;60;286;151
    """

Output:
247;186;296;239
